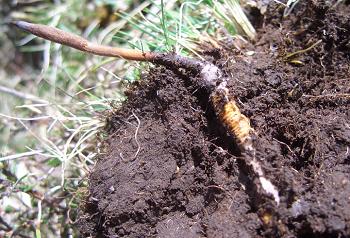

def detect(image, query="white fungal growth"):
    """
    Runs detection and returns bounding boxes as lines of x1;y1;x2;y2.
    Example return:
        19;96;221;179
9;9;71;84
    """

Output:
200;64;222;86
250;159;264;177
259;177;280;205
216;81;228;90
250;158;280;205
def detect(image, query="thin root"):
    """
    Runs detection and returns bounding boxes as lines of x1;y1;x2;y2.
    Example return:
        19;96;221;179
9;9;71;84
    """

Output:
131;111;141;160
284;39;322;61
118;111;141;162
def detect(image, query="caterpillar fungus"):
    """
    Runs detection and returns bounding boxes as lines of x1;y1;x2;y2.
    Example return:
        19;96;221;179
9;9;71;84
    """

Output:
199;65;254;152
200;65;280;205
15;21;280;205
13;23;253;151
210;84;254;152
14;20;255;152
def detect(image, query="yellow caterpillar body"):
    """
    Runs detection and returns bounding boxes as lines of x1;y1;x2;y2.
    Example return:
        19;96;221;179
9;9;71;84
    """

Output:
211;88;254;151
220;101;253;146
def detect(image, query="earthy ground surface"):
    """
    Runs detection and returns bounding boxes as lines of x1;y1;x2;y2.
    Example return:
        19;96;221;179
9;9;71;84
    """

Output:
77;1;350;237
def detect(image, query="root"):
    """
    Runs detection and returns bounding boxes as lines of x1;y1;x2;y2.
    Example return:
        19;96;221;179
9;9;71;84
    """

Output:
284;39;322;62
118;111;141;162
131;111;141;160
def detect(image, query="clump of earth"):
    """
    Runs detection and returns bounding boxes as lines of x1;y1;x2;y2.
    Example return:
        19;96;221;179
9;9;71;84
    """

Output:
77;1;350;237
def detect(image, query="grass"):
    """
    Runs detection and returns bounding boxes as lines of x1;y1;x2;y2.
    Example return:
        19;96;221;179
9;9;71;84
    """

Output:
0;0;254;237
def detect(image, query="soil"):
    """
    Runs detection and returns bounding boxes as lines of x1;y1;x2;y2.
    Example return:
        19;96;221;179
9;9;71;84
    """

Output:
77;1;350;237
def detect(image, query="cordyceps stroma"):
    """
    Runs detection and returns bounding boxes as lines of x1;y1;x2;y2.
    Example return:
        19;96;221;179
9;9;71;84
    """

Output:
15;1;350;237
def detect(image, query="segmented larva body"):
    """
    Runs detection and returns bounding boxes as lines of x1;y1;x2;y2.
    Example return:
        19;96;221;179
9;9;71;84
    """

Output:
221;101;252;145
210;83;254;152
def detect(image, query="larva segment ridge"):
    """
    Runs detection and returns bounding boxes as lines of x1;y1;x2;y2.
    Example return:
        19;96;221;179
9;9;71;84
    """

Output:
210;82;254;152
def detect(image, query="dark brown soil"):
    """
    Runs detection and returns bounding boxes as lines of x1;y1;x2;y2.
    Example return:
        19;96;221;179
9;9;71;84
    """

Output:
77;1;350;237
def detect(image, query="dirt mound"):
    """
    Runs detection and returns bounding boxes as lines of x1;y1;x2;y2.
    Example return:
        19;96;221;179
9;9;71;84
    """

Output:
78;2;350;237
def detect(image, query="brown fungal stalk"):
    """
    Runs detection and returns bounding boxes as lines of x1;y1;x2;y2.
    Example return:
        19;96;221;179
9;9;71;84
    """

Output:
15;21;280;204
14;21;156;61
